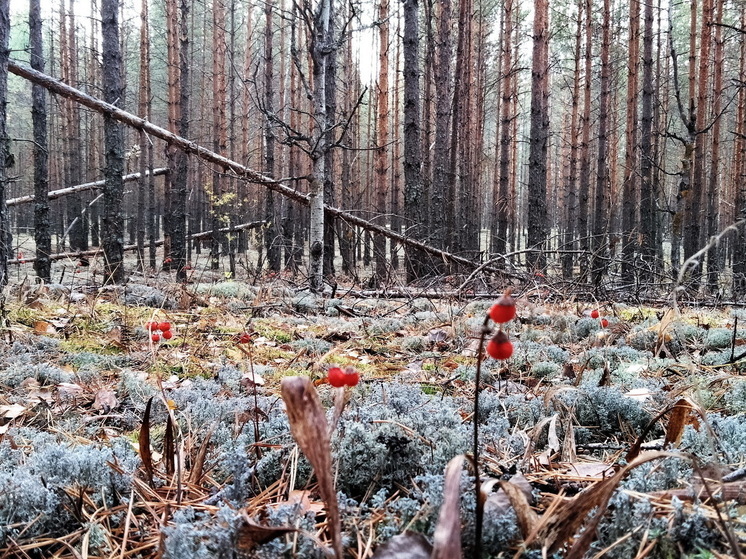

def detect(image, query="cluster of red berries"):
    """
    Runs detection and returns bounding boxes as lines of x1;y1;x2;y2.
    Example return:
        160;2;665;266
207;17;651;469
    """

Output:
590;309;609;328
486;292;516;361
327;366;360;388
146;321;173;342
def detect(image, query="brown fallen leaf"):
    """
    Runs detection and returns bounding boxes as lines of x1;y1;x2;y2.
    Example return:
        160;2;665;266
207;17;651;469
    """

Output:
281;376;343;559
92;388;118;413
664;397;699;447
0;403;26;420
371;532;432;559
34;320;56;335
431;454;464;559
234;512;297;552
139;397;154;486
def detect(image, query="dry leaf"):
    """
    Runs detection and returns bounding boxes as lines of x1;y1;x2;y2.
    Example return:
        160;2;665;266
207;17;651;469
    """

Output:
34;320;56;335
57;382;84;397
0;404;26;419
495;478;540;540
139;397;154;486
281;376;343;559
92;388;118;413
431;455;464;559
664;397;699;447
372;532;432;559
235;513;297;552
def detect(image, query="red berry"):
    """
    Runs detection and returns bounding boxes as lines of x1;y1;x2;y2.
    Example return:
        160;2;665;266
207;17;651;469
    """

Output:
343;368;360;387
151;333;160;342
489;293;516;324
328;367;346;388
486;331;513;360
158;321;171;332
162;330;173;340
591;309;600;319
238;333;252;344
146;321;158;331
601;318;609;328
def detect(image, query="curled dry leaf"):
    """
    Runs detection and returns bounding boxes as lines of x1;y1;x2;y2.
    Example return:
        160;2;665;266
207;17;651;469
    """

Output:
0;403;26;420
235;512;297;552
431;454;464;559
371;532;433;559
92;388;118;413
663;397;699;447
280;376;343;559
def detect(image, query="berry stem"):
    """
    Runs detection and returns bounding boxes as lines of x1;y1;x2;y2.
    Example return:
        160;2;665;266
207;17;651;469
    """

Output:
472;313;491;559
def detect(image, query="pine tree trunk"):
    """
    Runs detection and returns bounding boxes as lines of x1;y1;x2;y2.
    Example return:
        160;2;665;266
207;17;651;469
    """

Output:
263;2;281;272
136;0;150;272
211;0;227;271
621;0;640;283
101;0;125;284
706;0;723;293
431;0;452;255
734;6;746;295
495;0;513;259
374;0;390;286
639;0;656;278
590;0;611;287
402;0;426;281
0;0;8;286
527;0;549;272
30;0;50;283
577;0;593;275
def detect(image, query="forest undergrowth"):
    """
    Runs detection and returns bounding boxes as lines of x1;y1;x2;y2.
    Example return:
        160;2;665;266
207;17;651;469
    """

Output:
1;270;746;558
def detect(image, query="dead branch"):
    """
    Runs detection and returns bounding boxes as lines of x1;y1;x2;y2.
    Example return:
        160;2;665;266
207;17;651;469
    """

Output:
5;168;168;207
7;59;511;278
8;220;266;265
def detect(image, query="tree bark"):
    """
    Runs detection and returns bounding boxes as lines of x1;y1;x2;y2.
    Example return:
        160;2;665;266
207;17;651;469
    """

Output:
591;0;611;287
308;0;332;293
527;0;549;272
374;0;390;286
263;1;281;272
101;0;125;284
621;0;640;283
639;0;656;278
402;0;426;281
0;0;7;287
212;0;227;271
30;0;50;283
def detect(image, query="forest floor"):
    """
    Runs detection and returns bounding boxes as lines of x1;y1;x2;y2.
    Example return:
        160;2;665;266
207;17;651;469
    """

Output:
1;265;746;558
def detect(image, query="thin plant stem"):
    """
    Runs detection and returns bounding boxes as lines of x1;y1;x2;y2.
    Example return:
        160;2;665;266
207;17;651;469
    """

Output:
473;314;492;559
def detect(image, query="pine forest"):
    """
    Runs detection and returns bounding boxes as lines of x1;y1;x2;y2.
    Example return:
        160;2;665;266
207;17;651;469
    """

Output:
3;0;746;557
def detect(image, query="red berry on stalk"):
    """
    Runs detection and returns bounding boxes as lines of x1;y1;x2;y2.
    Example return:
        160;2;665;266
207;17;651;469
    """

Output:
162;330;173;340
151;333;160;343
146;321;158;331
328;367;346;388
343;367;360;387
486;331;513;360
238;332;252;344
158;321;171;332
591;309;600;319
489;292;516;324
601;318;609;328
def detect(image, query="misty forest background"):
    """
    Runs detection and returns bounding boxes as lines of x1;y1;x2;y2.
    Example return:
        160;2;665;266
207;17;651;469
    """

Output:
1;0;745;297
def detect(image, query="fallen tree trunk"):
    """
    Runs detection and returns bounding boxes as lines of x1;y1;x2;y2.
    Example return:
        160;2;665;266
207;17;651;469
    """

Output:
8;220;266;264
6;168;168;207
8;60;510;277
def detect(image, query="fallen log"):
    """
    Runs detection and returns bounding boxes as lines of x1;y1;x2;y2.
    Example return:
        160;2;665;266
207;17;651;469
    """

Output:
8;220;266;265
6;168;169;207
8;60;512;278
